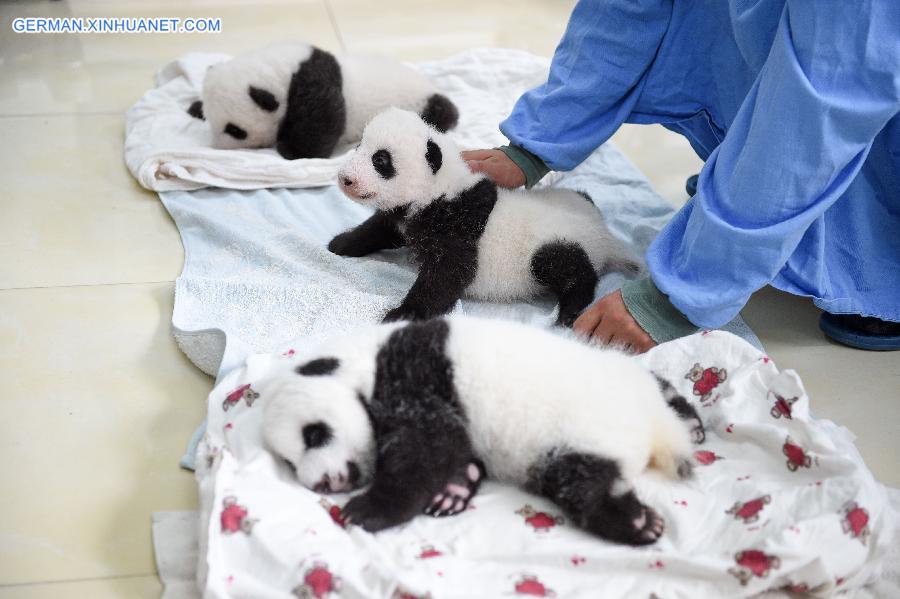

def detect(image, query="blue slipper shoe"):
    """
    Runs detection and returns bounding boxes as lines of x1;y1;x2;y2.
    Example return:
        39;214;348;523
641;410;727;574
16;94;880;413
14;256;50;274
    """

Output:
685;174;699;197
819;313;900;351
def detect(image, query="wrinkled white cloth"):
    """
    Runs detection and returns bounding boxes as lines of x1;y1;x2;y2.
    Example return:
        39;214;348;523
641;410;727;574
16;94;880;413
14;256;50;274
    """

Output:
125;48;551;191
192;330;895;598
152;487;900;599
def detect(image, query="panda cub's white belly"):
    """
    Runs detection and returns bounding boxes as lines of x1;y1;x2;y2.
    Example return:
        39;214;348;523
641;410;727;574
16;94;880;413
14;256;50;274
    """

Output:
444;317;673;483
465;188;622;300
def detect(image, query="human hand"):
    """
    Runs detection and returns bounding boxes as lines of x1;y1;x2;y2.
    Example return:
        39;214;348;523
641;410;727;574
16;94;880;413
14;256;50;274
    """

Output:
573;290;657;354
461;149;526;189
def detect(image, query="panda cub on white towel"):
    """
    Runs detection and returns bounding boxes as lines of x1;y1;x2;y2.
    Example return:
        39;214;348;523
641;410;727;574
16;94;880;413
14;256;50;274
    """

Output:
329;108;639;326
262;315;705;546
188;42;458;160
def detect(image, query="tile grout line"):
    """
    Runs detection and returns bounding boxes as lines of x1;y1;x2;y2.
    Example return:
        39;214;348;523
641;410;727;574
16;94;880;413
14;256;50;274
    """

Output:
0;572;158;589
0;111;124;119
322;0;346;53
0;280;175;293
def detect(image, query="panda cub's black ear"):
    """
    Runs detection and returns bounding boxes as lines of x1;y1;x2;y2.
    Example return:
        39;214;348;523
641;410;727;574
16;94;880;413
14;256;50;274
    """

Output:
187;100;204;120
426;139;442;175
248;86;280;112
296;357;340;376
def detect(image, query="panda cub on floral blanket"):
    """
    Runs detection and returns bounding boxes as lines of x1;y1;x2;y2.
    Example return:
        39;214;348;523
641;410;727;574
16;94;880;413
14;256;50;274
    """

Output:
189;42;458;159
329;108;639;326
261;315;705;546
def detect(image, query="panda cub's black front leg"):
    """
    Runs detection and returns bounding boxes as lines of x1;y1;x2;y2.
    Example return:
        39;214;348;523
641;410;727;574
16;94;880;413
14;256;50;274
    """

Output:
342;319;481;531
382;272;463;322
383;250;477;322
328;212;405;258
341;427;479;531
340;429;431;531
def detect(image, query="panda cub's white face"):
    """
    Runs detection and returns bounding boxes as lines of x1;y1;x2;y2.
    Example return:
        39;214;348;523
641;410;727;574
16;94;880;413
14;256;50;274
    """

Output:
202;62;285;150
337;108;479;212
262;358;375;493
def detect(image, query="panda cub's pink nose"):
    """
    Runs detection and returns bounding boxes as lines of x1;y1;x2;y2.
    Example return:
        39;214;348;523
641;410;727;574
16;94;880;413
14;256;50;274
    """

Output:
339;172;373;200
339;173;359;196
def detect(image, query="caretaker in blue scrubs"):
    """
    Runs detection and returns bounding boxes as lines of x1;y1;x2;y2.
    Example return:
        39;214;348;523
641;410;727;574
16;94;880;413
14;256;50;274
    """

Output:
464;0;900;351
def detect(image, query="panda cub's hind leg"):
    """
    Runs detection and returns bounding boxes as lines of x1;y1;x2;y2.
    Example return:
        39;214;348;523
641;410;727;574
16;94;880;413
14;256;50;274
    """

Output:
526;450;664;546
656;375;706;445
424;459;485;517
530;241;598;327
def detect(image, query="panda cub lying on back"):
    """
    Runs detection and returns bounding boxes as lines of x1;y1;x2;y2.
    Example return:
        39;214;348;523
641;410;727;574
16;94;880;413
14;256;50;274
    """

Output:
329;109;639;326
262;315;705;546
188;42;458;160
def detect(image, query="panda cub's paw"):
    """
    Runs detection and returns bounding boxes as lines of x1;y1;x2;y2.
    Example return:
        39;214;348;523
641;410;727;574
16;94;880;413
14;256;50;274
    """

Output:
327;231;368;257
382;305;420;323
424;459;485;517
630;505;666;545
688;419;706;444
341;493;401;533
582;489;666;546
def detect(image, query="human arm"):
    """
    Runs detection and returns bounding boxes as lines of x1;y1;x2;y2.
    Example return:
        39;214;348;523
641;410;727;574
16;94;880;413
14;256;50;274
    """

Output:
464;0;673;187
499;0;673;172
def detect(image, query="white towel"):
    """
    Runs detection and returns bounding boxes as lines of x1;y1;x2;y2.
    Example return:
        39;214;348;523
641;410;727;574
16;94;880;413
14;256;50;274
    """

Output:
152;511;200;599
125;48;551;191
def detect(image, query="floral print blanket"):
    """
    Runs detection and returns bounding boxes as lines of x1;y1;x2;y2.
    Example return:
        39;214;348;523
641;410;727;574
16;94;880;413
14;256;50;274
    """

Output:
194;330;895;598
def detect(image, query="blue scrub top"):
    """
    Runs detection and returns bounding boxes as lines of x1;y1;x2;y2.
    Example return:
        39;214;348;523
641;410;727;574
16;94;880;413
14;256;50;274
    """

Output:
501;0;900;327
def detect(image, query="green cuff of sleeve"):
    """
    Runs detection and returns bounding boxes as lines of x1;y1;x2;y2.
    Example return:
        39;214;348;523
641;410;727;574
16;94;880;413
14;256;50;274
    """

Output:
620;276;699;344
497;144;550;189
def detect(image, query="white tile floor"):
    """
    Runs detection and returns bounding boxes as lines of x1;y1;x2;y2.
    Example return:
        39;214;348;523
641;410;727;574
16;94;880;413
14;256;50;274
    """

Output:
1;1;897;595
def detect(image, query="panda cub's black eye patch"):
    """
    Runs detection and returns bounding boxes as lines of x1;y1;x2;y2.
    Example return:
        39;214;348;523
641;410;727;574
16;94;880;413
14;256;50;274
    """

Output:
302;422;332;449
426;139;442;174
224;123;248;140
296;357;340;376
248;86;279;112
372;149;396;179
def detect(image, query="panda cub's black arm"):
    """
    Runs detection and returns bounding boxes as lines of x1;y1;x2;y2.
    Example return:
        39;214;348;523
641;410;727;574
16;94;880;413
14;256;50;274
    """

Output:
342;319;478;532
383;247;477;322
382;184;494;322
342;421;472;531
327;212;405;257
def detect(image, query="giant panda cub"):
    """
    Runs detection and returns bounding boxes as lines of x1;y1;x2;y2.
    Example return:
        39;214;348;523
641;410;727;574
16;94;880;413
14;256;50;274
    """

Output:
262;315;705;546
329;108;639;326
188;42;459;160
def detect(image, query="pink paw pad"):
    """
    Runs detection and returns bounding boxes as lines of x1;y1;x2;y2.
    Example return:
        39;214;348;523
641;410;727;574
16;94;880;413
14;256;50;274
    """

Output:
424;460;484;518
634;507;665;543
